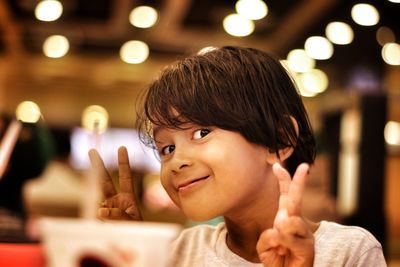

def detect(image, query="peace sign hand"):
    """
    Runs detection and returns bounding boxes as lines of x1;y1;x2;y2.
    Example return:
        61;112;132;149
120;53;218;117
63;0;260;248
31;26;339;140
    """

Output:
88;146;142;221
256;163;314;267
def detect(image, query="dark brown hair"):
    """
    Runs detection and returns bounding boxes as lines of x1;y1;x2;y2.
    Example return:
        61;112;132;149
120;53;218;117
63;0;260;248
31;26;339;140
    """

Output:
136;46;316;174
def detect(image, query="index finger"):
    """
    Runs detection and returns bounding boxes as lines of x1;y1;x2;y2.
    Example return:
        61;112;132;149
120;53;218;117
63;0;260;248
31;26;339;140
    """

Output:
88;149;117;198
118;146;134;194
272;162;291;212
288;163;309;215
272;162;309;216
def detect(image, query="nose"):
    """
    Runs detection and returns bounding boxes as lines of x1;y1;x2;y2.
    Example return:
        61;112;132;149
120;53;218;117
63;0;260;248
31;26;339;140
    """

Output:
170;147;193;173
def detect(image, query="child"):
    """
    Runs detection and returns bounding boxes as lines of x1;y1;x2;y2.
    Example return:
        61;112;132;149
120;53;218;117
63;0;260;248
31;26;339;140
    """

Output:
89;46;386;266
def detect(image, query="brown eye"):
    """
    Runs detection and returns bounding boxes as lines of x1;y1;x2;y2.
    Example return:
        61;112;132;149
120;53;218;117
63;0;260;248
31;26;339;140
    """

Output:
193;129;210;139
161;145;175;155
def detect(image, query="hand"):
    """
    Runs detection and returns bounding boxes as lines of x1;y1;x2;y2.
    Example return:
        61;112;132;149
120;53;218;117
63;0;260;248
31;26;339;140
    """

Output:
256;163;314;267
88;146;142;221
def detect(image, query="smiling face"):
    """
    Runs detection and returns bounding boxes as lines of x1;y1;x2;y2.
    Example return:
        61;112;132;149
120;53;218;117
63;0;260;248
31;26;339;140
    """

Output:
154;123;277;221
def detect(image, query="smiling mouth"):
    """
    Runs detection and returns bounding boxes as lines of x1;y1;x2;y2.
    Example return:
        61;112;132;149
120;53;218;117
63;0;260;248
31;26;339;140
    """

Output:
178;176;209;191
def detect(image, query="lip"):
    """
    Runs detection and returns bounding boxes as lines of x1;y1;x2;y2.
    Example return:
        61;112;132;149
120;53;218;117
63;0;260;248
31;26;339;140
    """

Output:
177;176;209;192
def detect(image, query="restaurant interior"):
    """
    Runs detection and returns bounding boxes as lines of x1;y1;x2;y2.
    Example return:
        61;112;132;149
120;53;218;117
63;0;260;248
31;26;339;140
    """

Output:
0;0;399;266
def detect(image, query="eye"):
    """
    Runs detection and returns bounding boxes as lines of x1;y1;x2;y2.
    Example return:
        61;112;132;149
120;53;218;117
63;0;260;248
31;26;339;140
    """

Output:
193;129;210;140
160;145;175;155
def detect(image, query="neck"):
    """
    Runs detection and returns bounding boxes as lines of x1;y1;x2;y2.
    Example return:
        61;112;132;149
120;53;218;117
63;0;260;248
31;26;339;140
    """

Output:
223;183;280;263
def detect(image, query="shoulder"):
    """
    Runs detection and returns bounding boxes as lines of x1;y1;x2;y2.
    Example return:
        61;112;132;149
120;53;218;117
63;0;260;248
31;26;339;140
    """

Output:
315;220;381;247
314;221;386;266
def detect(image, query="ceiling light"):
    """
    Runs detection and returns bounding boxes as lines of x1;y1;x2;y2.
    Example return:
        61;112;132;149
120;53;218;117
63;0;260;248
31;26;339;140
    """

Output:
129;6;158;28
286;49;315;73
120;40;149;64
35;0;63;22
351;3;380;26
299;69;329;94
305;36;333;60
381;42;400;65
235;0;268;20
223;14;255;37
325;22;354;45
384;121;400;145
43;35;69;58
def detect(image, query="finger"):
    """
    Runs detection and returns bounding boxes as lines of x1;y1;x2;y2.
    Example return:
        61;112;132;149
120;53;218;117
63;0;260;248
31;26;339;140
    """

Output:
89;149;117;198
275;216;311;239
118;146;134;194
125;205;143;221
287;163;309;215
257;229;287;264
97;208;133;220
272;162;291;211
256;228;279;254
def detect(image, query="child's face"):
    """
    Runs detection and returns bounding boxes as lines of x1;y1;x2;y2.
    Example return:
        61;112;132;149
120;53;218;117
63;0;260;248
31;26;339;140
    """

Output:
153;123;274;221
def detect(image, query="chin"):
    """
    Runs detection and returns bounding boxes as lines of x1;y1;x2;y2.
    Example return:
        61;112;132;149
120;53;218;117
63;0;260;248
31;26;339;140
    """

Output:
183;209;220;222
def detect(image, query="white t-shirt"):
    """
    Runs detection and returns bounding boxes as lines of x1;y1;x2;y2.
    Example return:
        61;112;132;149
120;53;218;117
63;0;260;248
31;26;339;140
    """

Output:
170;221;386;267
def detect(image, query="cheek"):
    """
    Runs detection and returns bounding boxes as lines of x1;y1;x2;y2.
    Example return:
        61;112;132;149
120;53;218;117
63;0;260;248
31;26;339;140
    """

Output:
159;167;180;205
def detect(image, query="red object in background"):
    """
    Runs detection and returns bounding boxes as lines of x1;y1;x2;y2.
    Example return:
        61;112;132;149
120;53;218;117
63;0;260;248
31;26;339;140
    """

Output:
0;243;45;267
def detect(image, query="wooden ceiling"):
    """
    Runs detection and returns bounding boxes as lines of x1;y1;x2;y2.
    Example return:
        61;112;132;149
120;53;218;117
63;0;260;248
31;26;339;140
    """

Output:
0;0;399;127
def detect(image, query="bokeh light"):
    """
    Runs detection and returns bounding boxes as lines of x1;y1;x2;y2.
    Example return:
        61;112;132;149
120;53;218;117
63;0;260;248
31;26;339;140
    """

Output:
129;6;158;28
384;121;400;145
286;49;315;73
305;36;333;60
81;105;109;133
35;0;63;22
120;40;149;64
235;0;268;20
16;101;41;123
325;22;354;45
43;35;69;58
382;42;400;65
376;26;396;46
223;14;255;37
351;3;380;26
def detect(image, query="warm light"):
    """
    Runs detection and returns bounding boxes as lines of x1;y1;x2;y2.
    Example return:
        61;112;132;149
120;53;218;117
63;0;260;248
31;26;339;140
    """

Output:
325;22;354;45
337;109;361;216
81;105;109;134
198;46;217;55
286;49;315;73
43;35;69;58
235;0;268;20
376;26;396;46
305;36;333;60
290;73;317;97
120;40;149;64
129;6;158;28
382;43;400;65
299;69;329;94
35;0;63;22
16;101;41;123
223;14;255;37
387;0;400;3
351;3;380;26
385;121;400;145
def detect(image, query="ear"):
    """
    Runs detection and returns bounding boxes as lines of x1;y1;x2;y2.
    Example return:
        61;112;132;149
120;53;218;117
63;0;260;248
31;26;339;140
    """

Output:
265;116;299;164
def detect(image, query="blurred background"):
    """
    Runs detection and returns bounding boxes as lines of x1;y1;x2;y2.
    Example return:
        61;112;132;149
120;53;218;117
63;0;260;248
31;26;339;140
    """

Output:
0;0;399;264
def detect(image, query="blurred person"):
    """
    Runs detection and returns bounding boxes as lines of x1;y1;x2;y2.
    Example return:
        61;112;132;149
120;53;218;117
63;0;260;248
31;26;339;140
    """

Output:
0;113;53;242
